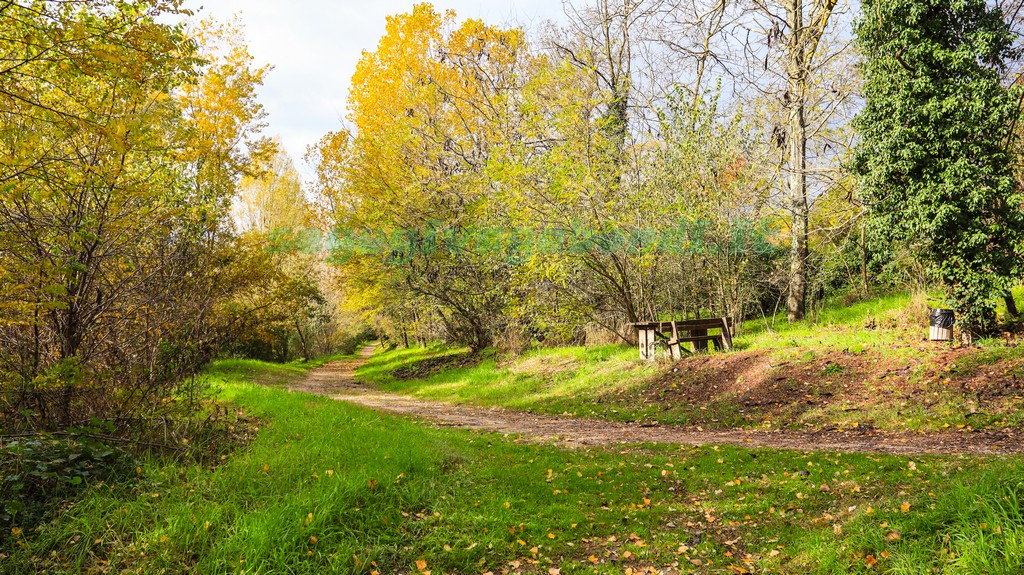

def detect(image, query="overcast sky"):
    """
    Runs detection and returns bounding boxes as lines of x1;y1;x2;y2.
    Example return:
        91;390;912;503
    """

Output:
195;1;569;175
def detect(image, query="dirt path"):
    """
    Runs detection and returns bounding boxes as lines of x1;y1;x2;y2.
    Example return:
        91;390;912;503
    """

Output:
291;346;1024;457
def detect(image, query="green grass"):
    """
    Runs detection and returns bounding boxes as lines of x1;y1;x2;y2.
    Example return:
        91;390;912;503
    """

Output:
205;352;358;386
360;343;652;415
8;357;1024;574
736;292;918;356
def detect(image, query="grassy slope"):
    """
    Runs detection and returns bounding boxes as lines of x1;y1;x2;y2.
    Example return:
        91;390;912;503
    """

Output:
9;358;1024;574
358;292;1024;432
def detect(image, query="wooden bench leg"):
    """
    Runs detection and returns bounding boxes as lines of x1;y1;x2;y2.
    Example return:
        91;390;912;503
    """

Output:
693;328;708;352
719;317;733;351
638;329;657;361
669;321;681;360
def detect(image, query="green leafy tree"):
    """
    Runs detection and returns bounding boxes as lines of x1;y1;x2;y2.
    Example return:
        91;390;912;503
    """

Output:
854;0;1024;338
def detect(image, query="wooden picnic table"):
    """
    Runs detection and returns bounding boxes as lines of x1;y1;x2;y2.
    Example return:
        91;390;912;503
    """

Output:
630;318;733;360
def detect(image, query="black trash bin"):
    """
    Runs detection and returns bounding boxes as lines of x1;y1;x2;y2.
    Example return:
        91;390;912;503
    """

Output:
929;308;955;341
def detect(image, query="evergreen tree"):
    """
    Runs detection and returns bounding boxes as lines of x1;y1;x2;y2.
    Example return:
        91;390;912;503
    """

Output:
854;0;1024;338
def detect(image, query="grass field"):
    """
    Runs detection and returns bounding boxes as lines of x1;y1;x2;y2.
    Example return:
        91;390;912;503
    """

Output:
356;292;1024;433
7;356;1024;574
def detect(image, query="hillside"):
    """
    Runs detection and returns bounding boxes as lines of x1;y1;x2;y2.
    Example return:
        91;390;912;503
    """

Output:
357;292;1024;434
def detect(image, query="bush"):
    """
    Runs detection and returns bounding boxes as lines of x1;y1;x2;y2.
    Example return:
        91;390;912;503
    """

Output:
1;431;137;545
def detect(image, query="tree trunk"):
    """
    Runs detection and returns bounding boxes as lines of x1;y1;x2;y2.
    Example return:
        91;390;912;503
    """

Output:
785;0;809;322
293;318;309;362
861;223;869;295
1006;291;1019;317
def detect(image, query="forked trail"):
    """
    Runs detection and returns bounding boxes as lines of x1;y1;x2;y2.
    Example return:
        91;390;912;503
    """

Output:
289;346;1023;457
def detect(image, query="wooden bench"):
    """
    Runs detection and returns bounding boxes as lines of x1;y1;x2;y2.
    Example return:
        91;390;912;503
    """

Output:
630;318;734;361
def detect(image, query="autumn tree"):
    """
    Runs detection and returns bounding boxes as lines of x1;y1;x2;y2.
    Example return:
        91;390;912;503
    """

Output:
223;146;347;362
499;0;783;340
319;4;531;350
233;140;308;233
0;2;269;430
493;0;674;342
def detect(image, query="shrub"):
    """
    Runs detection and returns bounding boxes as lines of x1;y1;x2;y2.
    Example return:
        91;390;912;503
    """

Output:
1;431;137;545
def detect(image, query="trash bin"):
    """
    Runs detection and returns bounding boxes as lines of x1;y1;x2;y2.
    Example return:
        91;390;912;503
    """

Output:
929;308;955;341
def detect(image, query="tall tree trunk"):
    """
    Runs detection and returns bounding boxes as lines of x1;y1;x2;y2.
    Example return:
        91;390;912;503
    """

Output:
861;223;869;295
785;0;809;322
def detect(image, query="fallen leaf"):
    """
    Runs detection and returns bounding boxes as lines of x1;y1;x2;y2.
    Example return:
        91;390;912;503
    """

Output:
416;559;427;571
886;530;901;541
900;502;911;513
588;555;599;564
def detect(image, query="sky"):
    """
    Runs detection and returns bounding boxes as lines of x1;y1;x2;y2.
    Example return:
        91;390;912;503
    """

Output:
195;1;569;176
